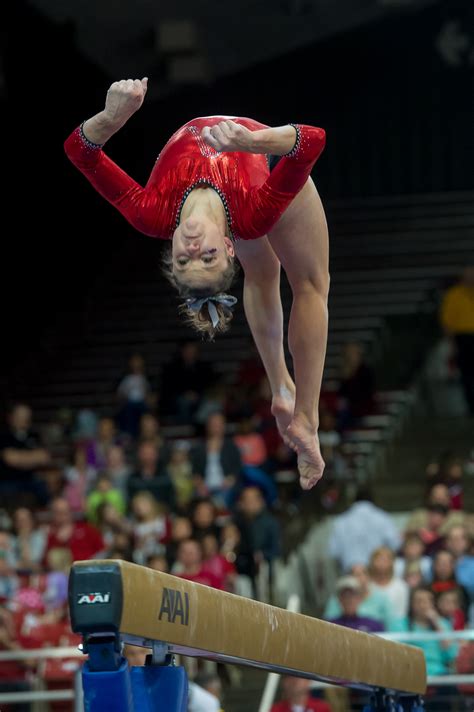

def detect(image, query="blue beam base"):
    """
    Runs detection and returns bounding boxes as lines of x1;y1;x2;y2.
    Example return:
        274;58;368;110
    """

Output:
82;658;188;712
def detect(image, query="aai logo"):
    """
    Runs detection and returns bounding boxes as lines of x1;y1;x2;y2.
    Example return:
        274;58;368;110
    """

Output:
77;592;111;605
158;587;190;625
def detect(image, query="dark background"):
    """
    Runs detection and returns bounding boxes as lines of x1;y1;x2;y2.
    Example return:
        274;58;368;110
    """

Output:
1;0;473;385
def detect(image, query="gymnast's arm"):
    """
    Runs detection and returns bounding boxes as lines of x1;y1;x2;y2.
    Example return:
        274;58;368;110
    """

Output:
202;120;325;237
64;78;162;237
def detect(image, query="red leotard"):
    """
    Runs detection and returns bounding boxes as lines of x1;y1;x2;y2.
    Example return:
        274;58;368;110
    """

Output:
64;116;326;240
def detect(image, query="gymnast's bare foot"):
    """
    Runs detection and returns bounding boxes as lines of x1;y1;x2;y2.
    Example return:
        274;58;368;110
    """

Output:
285;413;325;490
271;385;296;441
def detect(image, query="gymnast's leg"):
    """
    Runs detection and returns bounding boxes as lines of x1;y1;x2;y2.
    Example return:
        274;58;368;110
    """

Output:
268;178;329;490
234;237;296;435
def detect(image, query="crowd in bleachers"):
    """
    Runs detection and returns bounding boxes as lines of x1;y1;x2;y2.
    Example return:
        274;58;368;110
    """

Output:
323;462;474;711
0;335;383;710
0;316;472;711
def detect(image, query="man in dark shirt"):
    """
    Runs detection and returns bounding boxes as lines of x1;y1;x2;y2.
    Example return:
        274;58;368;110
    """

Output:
160;341;216;422
127;440;174;508
329;575;384;633
234;486;281;563
0;404;50;505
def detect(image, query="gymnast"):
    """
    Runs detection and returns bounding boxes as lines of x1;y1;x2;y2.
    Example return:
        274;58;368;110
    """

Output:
64;77;329;490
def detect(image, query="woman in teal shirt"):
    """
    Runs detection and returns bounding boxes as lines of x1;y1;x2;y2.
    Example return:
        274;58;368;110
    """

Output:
391;585;458;676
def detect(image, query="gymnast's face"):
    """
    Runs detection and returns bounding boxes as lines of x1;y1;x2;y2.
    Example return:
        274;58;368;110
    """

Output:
172;217;235;287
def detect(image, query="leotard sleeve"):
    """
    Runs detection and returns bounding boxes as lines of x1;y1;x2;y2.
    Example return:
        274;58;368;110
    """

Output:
243;124;326;238
64;125;165;238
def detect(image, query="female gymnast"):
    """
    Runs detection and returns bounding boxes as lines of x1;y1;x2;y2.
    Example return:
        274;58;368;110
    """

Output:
64;78;329;490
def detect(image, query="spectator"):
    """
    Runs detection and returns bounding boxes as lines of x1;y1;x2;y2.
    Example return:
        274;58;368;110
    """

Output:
270;676;332;712
166;516;193;569
445;526;474;600
191;499;220;541
418;504;449;556
368;547;409;619
0;531;18;601
43;547;71;611
63;445;97;512
146;553;169;573
188;675;222;712
430;549;469;613
220;522;256;593
127;440;174;508
95;501;132;553
138;413;163;448
201;533;237;592
11;507;46;572
130;492;171;564
0;403;50;506
328;489;401;572
403;561;425;590
160;341;216;422
86;474;126;525
161;442;194;511
86;416;119;470
443;457;465;511
102;445;131;498
116;353;152;437
337;342;375;425
445;525;469;560
175;539;222;588
440;265;474;415
405;483;464;536
72;408;98;442
234;487;281;568
394;533;432;582
328;575;384;633
392;586;457;676
191;412;242;506
0;607;32;712
324;563;393;630
233;418;268;468
44;497;104;563
436;588;466;631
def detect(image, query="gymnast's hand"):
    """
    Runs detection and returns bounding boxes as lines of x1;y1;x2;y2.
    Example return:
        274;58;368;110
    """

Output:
103;78;148;129
82;78;148;145
201;120;256;153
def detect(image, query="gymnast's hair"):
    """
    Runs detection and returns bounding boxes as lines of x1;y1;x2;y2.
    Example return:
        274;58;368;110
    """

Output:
162;247;239;339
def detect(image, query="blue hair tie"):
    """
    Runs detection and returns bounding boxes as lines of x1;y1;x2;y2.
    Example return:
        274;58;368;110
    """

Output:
185;294;238;328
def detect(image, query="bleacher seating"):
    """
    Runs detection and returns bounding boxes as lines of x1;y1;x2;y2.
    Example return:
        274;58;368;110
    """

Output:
22;191;474;478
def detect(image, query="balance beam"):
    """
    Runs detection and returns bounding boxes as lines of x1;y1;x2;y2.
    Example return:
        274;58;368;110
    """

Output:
69;560;426;695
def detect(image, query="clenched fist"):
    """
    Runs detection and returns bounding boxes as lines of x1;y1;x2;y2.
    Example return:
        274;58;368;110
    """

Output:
103;77;148;129
201;120;256;153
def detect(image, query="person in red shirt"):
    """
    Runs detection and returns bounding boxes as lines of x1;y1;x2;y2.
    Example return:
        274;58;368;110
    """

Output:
44;497;104;564
64;78;330;491
271;676;332;712
175;539;223;589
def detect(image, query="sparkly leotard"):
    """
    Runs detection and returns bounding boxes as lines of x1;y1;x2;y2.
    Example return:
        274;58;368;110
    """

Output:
64;116;325;241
